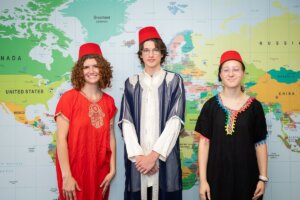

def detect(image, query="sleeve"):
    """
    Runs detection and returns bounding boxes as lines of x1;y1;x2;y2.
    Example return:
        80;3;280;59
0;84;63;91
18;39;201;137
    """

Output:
253;100;268;144
152;117;181;161
108;95;117;120
54;91;74;122
194;100;212;140
122;121;144;162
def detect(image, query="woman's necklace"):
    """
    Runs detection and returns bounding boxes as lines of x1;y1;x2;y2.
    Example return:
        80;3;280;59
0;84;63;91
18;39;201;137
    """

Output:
218;93;253;135
80;90;105;128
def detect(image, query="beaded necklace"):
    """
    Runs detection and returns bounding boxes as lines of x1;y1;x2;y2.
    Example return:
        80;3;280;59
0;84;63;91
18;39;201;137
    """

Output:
217;94;254;135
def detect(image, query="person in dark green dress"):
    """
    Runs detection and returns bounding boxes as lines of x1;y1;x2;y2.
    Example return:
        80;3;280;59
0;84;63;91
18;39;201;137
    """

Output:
195;50;268;200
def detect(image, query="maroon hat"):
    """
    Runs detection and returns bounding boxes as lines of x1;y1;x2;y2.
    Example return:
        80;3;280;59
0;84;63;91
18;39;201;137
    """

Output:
78;43;102;59
138;26;161;44
219;50;243;66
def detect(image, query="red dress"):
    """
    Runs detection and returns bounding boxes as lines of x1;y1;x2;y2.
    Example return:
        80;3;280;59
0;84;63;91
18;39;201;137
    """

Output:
55;89;116;200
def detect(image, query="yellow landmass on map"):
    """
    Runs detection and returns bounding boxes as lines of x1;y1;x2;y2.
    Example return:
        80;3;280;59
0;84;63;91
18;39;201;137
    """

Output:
4;102;39;124
249;74;300;112
0;74;64;125
220;14;242;30
181;67;206;77
189;12;300;81
180;135;195;158
0;75;64;108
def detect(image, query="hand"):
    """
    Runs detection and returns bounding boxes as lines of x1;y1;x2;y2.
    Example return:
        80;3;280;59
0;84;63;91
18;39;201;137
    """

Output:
135;155;143;163
62;176;81;200
252;181;265;200
199;180;211;200
100;171;115;197
146;164;159;176
135;151;159;174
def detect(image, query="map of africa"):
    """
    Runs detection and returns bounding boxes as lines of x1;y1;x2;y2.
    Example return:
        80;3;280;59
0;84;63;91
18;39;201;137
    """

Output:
0;0;299;199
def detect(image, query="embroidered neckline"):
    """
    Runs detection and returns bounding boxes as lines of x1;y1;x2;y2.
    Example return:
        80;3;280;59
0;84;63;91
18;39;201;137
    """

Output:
216;94;254;135
79;90;105;128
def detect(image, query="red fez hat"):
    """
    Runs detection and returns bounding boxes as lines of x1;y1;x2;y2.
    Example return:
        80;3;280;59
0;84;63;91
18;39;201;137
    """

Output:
219;50;243;66
139;26;161;44
78;43;102;59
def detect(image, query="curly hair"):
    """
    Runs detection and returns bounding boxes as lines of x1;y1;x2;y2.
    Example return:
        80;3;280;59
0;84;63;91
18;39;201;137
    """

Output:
71;54;113;90
137;38;168;65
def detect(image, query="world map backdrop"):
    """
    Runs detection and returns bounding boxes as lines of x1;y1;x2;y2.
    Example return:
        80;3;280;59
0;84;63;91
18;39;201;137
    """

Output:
0;0;299;199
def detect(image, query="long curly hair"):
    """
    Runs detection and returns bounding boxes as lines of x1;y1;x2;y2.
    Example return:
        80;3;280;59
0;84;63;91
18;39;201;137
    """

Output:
137;38;168;65
71;54;113;90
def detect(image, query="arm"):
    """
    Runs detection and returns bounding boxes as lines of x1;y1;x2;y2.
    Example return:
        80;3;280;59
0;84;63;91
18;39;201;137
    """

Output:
100;117;117;196
198;134;211;200
136;118;180;174
109;118;116;176
122;121;144;162
256;143;268;179
152;117;181;161
122;121;157;175
56;115;81;199
252;101;268;200
134;119;181;174
151;74;185;161
253;143;268;200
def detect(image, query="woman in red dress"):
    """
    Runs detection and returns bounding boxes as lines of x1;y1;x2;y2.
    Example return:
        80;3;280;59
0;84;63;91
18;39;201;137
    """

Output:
55;43;117;200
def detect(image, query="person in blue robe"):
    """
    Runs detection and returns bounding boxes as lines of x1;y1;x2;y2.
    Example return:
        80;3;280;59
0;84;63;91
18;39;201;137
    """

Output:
119;26;186;200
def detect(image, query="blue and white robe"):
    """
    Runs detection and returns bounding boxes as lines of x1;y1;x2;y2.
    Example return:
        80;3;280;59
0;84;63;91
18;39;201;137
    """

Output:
119;69;185;200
